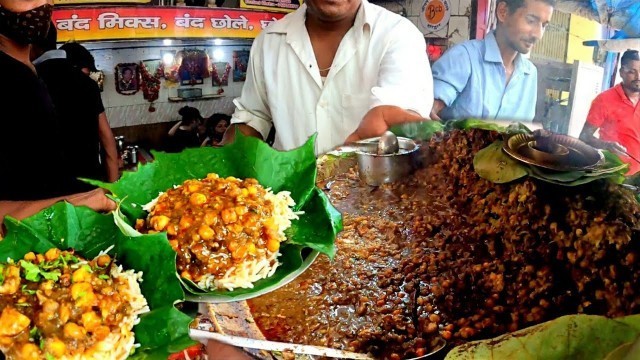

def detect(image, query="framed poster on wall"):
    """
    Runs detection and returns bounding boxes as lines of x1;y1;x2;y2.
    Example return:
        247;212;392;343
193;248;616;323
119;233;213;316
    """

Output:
233;50;250;82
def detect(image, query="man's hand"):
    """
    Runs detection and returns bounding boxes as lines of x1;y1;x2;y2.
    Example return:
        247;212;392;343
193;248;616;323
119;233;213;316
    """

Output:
66;188;117;213
605;141;628;154
429;99;446;121
220;124;264;145
345;105;423;143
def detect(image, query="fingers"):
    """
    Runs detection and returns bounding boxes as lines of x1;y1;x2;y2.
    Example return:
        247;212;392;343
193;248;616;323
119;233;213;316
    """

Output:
345;131;360;144
429;111;442;121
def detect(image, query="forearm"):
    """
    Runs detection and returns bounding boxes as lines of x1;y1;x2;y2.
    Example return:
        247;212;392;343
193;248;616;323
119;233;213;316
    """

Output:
168;121;182;136
0;197;65;224
380;105;424;127
220;124;264;145
98;113;120;182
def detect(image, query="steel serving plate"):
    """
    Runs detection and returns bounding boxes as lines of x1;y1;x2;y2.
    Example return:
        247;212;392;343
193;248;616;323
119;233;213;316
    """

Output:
503;133;604;172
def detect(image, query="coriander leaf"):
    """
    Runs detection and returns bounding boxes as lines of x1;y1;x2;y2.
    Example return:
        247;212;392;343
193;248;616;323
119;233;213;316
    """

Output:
98;274;110;280
40;270;60;281
21;285;36;295
20;261;41;282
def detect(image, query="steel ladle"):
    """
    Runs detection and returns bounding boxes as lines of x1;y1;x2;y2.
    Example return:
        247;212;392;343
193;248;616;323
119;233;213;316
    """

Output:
378;131;400;155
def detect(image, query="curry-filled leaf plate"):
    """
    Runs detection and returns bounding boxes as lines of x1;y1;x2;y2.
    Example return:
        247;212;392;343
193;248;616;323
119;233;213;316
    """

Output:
0;202;196;359
84;132;342;303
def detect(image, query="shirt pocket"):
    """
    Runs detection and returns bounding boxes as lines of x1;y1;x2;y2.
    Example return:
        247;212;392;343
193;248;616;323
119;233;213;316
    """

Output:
341;94;370;135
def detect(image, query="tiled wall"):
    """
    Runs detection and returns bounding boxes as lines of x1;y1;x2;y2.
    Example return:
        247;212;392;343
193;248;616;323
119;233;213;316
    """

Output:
377;0;472;45
90;44;248;129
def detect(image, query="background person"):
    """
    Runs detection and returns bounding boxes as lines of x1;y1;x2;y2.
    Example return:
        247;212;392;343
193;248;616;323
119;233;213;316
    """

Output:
580;50;640;174
0;0;114;229
202;113;231;147
35;33;120;184
222;0;433;154
430;0;555;122
167;106;203;152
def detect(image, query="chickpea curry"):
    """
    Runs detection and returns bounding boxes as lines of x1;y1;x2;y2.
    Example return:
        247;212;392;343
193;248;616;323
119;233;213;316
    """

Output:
136;174;284;285
0;249;134;360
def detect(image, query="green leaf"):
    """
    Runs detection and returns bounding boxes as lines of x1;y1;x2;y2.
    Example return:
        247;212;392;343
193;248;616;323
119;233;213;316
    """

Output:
86;132;341;300
20;261;42;282
473;141;528;183
445;119;533;135
445;314;640;360
0;203;194;358
129;306;195;360
528;166;586;182
390;120;444;140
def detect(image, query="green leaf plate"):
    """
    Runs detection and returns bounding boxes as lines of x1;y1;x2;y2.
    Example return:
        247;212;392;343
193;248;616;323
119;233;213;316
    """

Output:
85;132;342;302
445;314;640;360
0;203;195;359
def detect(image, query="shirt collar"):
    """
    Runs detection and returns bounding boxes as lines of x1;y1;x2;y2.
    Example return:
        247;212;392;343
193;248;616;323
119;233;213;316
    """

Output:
615;83;636;104
265;0;372;35
32;49;66;66
483;31;533;75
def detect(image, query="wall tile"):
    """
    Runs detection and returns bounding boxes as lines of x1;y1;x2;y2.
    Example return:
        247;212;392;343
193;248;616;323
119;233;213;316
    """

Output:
458;0;472;16
448;16;470;44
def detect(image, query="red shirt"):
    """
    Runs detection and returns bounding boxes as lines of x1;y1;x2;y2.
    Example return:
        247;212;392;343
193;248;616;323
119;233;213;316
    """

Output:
586;84;640;174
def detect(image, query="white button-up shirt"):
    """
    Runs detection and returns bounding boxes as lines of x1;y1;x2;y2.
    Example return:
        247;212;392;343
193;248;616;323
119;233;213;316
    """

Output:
231;0;433;154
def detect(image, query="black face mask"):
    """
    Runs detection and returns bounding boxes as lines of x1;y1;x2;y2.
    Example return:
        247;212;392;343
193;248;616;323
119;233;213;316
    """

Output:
0;4;52;45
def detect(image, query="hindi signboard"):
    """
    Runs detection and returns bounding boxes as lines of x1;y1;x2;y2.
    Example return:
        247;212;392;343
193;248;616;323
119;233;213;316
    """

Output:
52;7;285;42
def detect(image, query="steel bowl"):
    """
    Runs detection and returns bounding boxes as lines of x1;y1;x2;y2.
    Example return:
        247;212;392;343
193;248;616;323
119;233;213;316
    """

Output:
354;136;421;186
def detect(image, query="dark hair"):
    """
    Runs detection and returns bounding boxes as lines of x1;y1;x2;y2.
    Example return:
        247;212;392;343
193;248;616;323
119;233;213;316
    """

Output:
206;113;231;141
60;42;98;71
499;0;556;14
178;106;202;124
621;50;640;67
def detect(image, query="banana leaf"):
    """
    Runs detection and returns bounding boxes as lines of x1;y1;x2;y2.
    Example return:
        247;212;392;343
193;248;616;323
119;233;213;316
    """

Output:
445;314;640;360
84;132;342;301
390;120;445;140
473;141;529;183
445;119;532;135
0;202;195;359
475;139;628;187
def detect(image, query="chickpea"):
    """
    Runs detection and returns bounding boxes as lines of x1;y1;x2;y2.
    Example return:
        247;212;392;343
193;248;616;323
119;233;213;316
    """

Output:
190;193;207;206
198;225;215;241
23;252;36;261
71;266;91;283
96;254;111;268
150;215;171;231
44;248;60;262
18;343;40;360
46;337;67;357
266;238;280;253
81;311;102;331
63;322;86;340
179;216;194;230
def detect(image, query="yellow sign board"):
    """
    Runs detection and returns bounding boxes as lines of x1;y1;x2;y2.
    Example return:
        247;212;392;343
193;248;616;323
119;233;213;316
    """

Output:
52;7;285;42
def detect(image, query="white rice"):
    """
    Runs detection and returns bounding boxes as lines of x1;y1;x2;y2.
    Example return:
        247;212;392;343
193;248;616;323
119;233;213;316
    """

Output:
195;188;300;291
58;265;150;360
